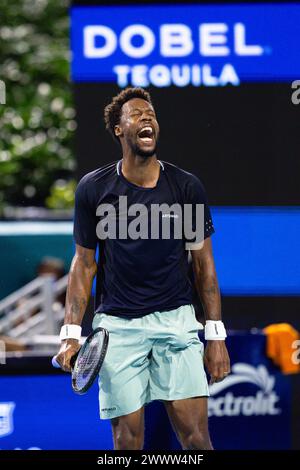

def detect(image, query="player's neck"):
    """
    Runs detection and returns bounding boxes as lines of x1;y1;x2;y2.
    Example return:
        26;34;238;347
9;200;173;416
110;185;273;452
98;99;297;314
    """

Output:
121;154;160;188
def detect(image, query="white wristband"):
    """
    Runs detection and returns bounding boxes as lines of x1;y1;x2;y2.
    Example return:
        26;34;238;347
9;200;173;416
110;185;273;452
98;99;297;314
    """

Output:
60;324;82;341
204;320;227;340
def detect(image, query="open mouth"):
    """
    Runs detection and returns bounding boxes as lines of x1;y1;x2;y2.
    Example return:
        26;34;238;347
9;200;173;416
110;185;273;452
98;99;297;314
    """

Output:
137;126;155;144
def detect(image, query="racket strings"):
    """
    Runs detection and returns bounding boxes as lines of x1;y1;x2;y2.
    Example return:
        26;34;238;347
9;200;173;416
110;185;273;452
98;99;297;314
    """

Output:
72;331;106;391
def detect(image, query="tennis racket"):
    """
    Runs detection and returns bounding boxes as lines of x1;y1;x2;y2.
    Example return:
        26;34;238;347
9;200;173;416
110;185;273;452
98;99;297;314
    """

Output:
52;327;109;394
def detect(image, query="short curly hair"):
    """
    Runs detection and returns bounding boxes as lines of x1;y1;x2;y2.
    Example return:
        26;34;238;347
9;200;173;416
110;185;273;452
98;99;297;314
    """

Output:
104;87;153;142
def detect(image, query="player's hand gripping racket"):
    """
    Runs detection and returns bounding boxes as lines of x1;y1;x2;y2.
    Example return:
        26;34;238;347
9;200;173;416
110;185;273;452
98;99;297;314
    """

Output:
52;327;109;394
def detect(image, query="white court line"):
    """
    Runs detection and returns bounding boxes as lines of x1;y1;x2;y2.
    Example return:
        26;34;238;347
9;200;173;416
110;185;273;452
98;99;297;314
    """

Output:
0;222;73;235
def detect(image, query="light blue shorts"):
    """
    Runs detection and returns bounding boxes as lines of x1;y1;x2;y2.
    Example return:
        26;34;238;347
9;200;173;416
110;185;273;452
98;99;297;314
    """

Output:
92;304;209;420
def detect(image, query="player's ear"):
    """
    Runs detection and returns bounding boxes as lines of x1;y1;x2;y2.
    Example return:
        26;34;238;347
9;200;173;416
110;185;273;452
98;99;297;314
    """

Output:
114;125;123;138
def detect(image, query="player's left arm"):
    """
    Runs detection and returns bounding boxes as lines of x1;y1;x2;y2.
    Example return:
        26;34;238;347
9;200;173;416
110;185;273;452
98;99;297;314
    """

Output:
191;237;230;383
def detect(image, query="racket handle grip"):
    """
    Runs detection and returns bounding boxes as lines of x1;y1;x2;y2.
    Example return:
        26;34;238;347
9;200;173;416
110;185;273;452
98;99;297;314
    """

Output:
52;356;61;369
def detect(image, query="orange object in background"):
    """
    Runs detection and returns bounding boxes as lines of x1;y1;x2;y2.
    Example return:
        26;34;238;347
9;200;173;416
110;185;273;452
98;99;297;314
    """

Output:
263;323;300;374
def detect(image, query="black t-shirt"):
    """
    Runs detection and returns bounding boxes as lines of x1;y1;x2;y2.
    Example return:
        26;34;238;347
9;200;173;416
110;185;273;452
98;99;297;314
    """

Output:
73;160;214;318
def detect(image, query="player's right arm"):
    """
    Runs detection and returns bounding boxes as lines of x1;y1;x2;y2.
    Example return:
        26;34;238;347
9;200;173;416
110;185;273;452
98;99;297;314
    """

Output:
55;244;97;372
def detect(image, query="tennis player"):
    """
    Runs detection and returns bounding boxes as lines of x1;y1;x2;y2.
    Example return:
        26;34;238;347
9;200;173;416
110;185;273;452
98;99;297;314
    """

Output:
55;87;230;450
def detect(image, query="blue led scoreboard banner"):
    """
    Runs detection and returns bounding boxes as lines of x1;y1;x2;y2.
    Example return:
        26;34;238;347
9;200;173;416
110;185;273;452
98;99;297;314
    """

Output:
71;4;300;87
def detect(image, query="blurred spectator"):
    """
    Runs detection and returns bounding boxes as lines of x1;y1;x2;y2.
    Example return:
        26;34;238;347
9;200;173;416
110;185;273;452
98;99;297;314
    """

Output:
37;256;65;281
0;256;66;350
37;256;66;308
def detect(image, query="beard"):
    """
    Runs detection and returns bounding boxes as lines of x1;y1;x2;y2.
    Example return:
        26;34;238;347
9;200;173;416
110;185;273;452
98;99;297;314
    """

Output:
135;145;157;158
131;138;158;158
